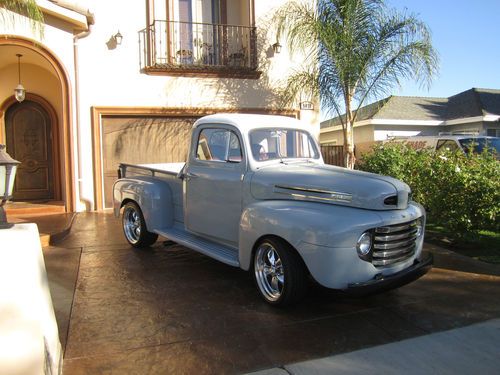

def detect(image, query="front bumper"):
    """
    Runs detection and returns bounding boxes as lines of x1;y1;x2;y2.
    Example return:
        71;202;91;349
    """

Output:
346;253;433;295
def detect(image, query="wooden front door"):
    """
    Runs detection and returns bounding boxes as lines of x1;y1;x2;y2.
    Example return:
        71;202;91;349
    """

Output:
5;100;55;201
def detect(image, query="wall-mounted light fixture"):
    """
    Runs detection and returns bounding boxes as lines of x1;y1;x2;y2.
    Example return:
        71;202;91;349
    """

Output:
113;30;123;45
272;40;282;54
14;54;25;103
0;144;20;226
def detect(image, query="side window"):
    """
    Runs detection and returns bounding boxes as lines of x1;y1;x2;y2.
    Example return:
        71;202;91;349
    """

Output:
228;131;242;162
196;128;242;163
436;140;458;152
487;129;499;137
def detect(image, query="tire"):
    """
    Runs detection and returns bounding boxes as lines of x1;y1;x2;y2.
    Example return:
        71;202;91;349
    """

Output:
122;202;158;248
253;237;308;306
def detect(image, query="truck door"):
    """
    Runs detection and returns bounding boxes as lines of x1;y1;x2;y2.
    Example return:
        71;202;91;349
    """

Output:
185;126;244;244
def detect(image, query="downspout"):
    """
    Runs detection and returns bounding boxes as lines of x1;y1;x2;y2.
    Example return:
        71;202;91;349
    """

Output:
73;11;95;211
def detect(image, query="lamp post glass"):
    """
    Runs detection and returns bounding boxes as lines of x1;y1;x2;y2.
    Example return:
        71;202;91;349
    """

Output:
14;84;25;102
272;42;282;54
0;164;18;199
0;144;20;204
114;31;123;45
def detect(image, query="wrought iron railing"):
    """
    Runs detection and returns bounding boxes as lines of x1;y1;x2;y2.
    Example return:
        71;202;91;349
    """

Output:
139;20;257;72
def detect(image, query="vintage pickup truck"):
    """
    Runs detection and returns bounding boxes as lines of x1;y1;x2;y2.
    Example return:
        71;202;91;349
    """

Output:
113;114;432;306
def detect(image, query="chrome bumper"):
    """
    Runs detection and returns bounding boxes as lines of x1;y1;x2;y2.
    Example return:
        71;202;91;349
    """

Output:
347;253;433;295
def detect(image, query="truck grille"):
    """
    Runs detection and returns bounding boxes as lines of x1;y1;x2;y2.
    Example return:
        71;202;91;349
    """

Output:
372;219;421;267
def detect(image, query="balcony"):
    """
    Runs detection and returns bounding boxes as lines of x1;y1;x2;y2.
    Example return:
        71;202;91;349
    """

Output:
139;20;259;78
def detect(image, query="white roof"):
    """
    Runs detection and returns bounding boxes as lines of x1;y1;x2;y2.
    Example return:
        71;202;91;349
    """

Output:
193;113;311;134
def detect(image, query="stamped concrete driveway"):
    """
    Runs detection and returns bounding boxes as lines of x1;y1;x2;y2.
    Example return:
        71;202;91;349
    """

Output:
43;212;500;375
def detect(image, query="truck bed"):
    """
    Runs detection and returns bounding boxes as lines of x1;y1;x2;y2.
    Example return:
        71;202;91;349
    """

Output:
119;162;185;178
118;162;185;224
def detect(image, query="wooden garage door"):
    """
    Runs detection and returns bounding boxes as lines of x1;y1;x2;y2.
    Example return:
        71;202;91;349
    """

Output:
102;116;196;208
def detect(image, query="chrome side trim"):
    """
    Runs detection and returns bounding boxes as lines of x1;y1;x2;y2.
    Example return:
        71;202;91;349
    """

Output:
274;185;352;203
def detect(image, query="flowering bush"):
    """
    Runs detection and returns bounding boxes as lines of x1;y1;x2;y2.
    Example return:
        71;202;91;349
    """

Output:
358;143;500;234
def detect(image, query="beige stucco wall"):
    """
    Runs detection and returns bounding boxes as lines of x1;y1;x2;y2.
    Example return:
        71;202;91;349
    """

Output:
1;0;319;211
75;0;309;109
320;124;375;145
74;0;318;210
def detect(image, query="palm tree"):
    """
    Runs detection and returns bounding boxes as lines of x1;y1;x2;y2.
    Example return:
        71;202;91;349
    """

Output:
0;0;44;37
274;0;438;169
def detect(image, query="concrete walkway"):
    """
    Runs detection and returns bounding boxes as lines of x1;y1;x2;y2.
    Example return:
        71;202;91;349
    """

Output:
41;212;500;374
249;319;500;375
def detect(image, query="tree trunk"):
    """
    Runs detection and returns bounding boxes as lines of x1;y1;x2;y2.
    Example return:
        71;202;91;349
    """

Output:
344;99;356;169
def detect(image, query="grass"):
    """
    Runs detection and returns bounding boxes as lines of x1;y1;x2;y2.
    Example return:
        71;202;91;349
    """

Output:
425;223;500;264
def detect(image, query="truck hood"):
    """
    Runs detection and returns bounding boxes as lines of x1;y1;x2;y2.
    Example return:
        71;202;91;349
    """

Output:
250;162;411;210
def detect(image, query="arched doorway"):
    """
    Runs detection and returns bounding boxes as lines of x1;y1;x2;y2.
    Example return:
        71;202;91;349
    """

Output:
5;99;59;201
0;37;74;211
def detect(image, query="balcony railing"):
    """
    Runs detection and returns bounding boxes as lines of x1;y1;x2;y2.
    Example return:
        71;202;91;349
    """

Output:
139;20;258;76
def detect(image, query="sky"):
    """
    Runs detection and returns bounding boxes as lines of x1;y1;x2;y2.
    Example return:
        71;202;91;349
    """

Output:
386;0;500;98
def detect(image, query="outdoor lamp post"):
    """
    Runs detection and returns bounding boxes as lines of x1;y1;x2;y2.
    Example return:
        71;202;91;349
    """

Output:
0;144;20;226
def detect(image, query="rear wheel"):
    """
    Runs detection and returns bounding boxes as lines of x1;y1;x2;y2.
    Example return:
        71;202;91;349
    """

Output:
122;202;158;247
253;237;307;306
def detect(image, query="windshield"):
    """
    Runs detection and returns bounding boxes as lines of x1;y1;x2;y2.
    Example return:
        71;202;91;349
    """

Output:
249;128;320;161
459;138;500;155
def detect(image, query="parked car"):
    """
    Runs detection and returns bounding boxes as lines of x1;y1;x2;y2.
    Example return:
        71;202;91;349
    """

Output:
113;114;432;306
386;135;500;157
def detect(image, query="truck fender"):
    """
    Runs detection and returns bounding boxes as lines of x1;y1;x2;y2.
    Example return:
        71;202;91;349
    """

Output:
113;176;174;231
238;200;383;271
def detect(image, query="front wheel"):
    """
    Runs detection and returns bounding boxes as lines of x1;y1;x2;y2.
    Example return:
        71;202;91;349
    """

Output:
253;237;307;306
122;202;158;248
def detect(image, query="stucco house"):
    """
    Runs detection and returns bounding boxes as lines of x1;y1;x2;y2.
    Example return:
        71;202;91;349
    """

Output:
0;0;319;212
320;88;500;148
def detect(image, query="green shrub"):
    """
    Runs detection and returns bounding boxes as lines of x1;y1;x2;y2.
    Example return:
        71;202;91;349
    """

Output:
358;144;500;235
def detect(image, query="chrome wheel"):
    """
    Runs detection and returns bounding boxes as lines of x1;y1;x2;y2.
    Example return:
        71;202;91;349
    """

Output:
254;242;285;302
123;205;142;244
122;202;158;248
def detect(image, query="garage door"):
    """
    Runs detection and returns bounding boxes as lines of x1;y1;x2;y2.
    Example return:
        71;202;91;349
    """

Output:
101;116;196;208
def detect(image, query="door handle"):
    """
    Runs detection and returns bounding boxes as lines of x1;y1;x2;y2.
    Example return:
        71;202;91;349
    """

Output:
185;172;198;179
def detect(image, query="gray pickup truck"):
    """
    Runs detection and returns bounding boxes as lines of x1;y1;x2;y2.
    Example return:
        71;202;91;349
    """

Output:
113;114;432;306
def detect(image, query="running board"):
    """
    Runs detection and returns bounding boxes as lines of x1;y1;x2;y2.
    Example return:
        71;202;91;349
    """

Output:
155;226;239;267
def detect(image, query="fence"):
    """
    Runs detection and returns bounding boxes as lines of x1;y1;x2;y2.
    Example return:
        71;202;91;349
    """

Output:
321;145;345;167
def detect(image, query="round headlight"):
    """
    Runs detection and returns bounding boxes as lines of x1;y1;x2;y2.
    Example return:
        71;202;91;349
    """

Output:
356;232;372;257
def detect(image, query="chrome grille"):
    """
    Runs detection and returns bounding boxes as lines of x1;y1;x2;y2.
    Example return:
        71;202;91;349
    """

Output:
372;219;420;267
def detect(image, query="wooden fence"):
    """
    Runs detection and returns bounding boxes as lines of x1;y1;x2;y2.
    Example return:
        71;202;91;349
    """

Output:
320;145;345;167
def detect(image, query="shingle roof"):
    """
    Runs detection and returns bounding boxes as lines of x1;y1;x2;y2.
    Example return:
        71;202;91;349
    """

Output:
320;88;500;129
374;96;448;120
475;88;500;116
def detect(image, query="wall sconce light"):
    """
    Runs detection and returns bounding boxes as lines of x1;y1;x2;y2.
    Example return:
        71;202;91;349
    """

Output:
272;41;282;54
113;30;123;45
0;144;20;226
14;54;25;103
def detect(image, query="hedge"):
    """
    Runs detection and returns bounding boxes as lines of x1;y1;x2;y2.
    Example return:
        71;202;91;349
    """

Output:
358;144;500;235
